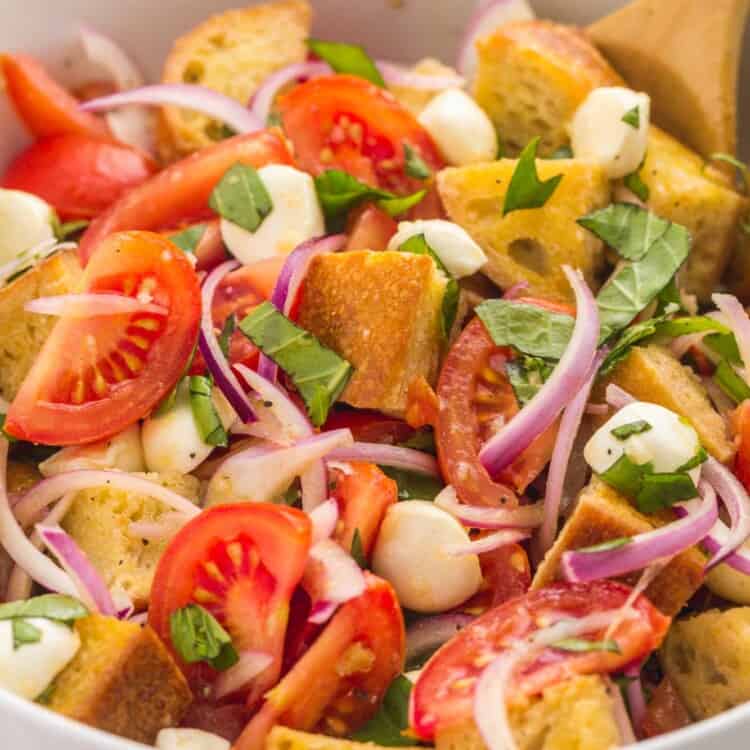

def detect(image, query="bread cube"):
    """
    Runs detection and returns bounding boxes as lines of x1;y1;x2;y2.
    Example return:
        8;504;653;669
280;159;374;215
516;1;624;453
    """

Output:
661;607;750;720
267;727;385;750
473;20;622;157
297;251;446;417
159;0;311;158
725;227;750;303
61;472;201;609
438;160;610;304
48;615;191;743
533;477;704;616
0;249;82;401
388;58;461;116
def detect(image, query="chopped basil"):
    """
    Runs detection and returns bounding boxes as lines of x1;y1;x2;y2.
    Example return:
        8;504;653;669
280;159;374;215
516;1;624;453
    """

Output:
611;420;652;440
677;446;708;473
218;315;236;360
475;299;575;359
276;481;302;507
599;315;667;375
169;603;238;671
623;169;650;202
714;359;750;404
621;106;640;129
266;111;283;128
169;224;208;253
600;454;652;499
12;619;42;650
307;39;385;87
350;528;368;569
53;219;90;242
0;414;18;444
553;637;621;654
655;277;682;314
189;375;228;447
550;145;573;159
209;163;273;233
351;675;417;746
403;144;432;180
709;152;748;189
503;137;563;216
0;594;88;625
240;302;353;427
578;537;632;553
506;356;553;405
704;332;742;365
654;316;731;339
637;472;698;514
381;466;444;501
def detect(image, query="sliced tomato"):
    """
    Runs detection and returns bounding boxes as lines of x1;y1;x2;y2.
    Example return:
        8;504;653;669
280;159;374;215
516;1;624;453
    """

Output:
640;677;692;739
405;376;439;429
1;53;110;139
162;219;228;272
410;581;671;740
2;134;157;220
78;130;294;264
461;543;531;615
4;231;200;445
278;75;444;194
733;400;750;492
324;408;415;445
148;503;312;706
345;203;398;252
234;573;404;750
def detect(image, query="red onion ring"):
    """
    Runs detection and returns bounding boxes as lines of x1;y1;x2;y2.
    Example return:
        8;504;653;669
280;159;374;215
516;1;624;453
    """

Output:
327;442;440;477
308;498;339;543
434;485;544;529
377;61;465;90
444;528;529;557
693;519;750;575
502;281;529;300
79;24;144;91
605;675;638;743
713;293;750;384
605;384;635;410
213;650;273;700
405;614;475;667
24;293;166;317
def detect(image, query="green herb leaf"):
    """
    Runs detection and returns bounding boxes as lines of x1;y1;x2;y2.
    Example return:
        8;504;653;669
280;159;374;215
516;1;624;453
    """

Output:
189;375;228;447
55;219;90;242
654;316;731;339
636;472;698;514
35;683;56;704
381;466;444;501
714;359;750;404
578;537;632;553
621;106;640;129
169;603;238;671
209;163;273;233
0;414;18;444
12;619;42;650
218;315;236;360
599;316;666;375
553;637;621;654
677;446;708;473
404;144;432;180
611;420;652;440
503;137;563;216
655;276;681;314
240;302;353;426
704;332;742;365
506;356;554;405
169;224;208;253
623;169;650;202
351;675;417;746
307;39;385;87
0;594;88;624
276;481;302;507
377;191;427;217
599;454;654;499
550;145;573;159
709;152;748;189
351;528;368;569
400;429;436;455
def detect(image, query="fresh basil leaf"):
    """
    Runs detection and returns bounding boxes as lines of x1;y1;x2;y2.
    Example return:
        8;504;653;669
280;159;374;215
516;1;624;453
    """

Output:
13;619;42;650
240;302;353;427
381;466;444;501
378;191;427;217
704;332;742;365
218;315;236;359
611;420;652;440
351;528;368;570
677;446;708;473
655;316;731;339
0;414;18;444
714;359;750;404
636;472;698;514
404;143;431;180
550;145;573;159
506;357;554;405
307;39;385;87
209;163;273;233
189;375;228;447
351;675;417;746
553;637;621;654
655;277;681;314
599;316;666;375
475;299;575;359
599;454;653;499
578;537;632;553
206;122;237;142
621;106;640;129
275;480;302;507
709;152;748;189
55;219;90;242
169;224;208;253
503;137;563;216
0;594;88;624
169;603;238;671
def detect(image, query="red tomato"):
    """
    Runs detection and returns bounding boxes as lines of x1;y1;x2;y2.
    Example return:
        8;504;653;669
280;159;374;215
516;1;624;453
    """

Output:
345;203;398;252
462;543;531;614
278;75;444;193
148;503;312;706
640;677;692;739
410;581;671;740
4;231;200;446
2;134;157;220
733;400;750;492
162;219;228;272
78;130;294;264
405;376;439;429
181;702;251;743
324;408;415;445
234;573;404;750
1;53;109;139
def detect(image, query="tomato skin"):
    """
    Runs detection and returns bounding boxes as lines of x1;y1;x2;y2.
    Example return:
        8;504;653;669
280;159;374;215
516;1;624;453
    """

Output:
323;408;415;445
78;130;294;264
460;543;531;615
410;581;671;740
234;573;404;750
5;231;200;446
345;203;398;252
640;677;692;739
2;134;157;220
1;53;109;139
733;400;750;492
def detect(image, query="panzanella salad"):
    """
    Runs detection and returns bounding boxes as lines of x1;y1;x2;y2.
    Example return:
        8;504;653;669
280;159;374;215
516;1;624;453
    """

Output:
0;0;749;748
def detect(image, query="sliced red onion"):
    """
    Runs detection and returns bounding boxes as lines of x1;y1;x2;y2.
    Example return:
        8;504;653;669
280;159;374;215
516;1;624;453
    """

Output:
474;647;524;750
479;267;599;477
434;485;543;529
377;61;465;90
37;524;116;616
694;519;750;575
624;673;647;738
82;84;262;134
308;498;339;544
713;293;750;383
25;293;166;317
605;384;636;410
111;588;135;620
561;480;717;582
199;260;257;424
250;61;330;124
502;281;529;300
79;24;144;90
445;529;529;557
129;612;149;626
604;675;638;744
128;511;191;541
213;650;273;700
327;442;440;477
0;240;76;287
405;614;475;667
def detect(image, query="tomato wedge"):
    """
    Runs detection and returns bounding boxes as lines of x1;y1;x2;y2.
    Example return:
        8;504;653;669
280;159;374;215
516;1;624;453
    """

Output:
1;53;110;139
323;408;415;445
2;134;157;220
78;130;294;264
461;543;531;614
4;231;200;445
345;203;398;252
410;581;671;740
148;503;312;706
234;573;404;750
278;75;444;193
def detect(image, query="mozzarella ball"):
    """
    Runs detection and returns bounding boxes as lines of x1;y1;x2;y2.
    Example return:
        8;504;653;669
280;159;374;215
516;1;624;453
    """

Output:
372;501;482;613
156;729;230;750
706;551;750;605
220;165;324;265
569;87;650;179
417;89;498;166
0;618;80;700
0;189;55;266
387;219;487;278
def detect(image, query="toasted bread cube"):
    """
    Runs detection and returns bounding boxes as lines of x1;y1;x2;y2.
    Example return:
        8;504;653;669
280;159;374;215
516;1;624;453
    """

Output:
533;478;704;616
473;20;622;157
435;676;620;750
635;127;749;301
725;227;750;303
661;608;750;720
297;251;446;417
48;615;191;743
0;249;82;401
61;472;200;609
159;0;311;158
604;344;735;464
388;58;461;116
267;727;387;750
438;160;610;304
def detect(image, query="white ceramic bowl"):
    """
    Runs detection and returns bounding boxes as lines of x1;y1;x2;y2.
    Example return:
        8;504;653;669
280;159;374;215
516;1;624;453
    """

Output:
1;1;749;747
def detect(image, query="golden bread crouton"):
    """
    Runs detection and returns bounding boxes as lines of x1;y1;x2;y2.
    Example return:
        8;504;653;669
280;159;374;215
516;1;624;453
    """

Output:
435;676;620;750
388;58;461;116
61;472;200;609
661;607;750;720
438;160;610;304
533;478;704;616
160;0;311;158
635;127;749;301
726;229;750;303
48;615;191;743
0;249;82;401
473;20;622;157
297;251;446;417
604;345;735;464
266;727;386;750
